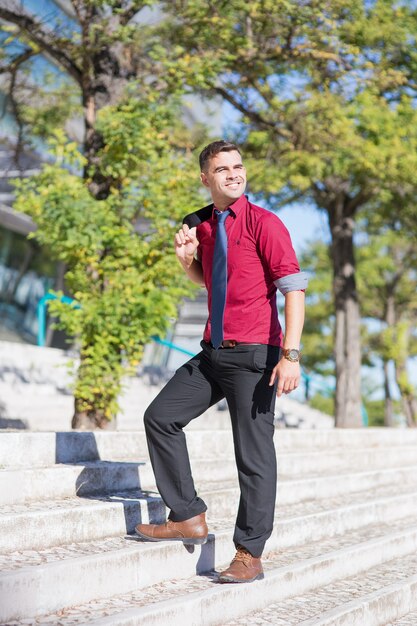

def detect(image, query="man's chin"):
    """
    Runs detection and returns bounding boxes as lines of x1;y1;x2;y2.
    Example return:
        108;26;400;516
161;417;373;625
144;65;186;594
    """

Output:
224;188;245;201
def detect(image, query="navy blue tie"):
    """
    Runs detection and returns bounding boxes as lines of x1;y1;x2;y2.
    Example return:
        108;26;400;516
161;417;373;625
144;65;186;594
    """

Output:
211;209;230;349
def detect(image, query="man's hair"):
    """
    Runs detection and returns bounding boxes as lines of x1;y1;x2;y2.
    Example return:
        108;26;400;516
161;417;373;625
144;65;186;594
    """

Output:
199;140;241;172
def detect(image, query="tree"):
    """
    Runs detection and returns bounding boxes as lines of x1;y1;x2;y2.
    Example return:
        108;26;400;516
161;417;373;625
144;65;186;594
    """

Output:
300;223;417;427
356;221;417;426
157;0;417;426
298;240;334;381
1;1;204;428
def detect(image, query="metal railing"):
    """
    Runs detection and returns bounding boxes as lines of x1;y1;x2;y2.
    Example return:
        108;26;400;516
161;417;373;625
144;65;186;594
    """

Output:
37;292;80;347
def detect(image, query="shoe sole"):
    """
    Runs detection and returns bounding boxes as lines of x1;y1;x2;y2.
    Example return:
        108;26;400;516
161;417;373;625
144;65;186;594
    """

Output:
135;529;208;545
218;572;264;584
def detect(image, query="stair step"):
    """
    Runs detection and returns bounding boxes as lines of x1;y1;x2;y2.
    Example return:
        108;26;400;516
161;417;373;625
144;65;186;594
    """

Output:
1;479;416;554
0;458;238;505
387;610;417;625
4;517;417;624
275;428;417;451
2;429;417;624
3;446;417;508
277;464;417;504
0;493;165;552
3;429;417;469
3;458;417;510
223;554;417;625
277;446;417;476
0;430;236;468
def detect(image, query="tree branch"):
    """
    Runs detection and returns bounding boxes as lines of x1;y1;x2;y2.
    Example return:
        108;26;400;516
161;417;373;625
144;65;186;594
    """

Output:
273;189;309;210
345;189;373;216
0;6;82;85
119;1;150;26
4;48;38;164
213;84;293;141
0;47;35;75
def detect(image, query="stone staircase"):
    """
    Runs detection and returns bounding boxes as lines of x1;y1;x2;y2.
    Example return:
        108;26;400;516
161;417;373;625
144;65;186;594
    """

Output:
1;426;417;625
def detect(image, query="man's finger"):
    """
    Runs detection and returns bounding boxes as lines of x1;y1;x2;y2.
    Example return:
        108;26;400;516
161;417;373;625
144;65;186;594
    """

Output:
187;226;198;242
276;378;285;397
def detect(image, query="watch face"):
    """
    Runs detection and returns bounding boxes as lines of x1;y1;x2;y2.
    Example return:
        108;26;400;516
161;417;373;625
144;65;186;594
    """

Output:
288;349;299;361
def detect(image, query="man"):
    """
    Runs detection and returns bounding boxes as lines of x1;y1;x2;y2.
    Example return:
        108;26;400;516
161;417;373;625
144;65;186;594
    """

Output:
136;140;307;583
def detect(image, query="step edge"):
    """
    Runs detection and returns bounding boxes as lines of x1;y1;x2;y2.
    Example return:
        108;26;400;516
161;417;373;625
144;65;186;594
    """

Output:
300;572;417;626
42;525;417;626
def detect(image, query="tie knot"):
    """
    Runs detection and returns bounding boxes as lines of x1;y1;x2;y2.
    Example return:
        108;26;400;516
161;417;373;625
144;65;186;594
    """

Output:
215;209;230;224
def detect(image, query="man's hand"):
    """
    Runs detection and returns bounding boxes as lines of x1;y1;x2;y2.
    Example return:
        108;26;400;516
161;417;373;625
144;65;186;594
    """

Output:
175;224;199;268
269;358;300;397
174;224;204;286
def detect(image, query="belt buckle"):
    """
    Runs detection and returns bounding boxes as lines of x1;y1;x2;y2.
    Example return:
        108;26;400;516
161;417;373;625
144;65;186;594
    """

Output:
222;339;237;348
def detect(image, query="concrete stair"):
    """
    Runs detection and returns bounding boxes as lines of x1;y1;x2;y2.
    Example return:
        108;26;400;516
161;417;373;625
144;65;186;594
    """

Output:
1;428;417;625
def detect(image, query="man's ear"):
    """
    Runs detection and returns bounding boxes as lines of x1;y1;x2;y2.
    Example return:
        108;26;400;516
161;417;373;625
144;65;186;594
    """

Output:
200;172;209;187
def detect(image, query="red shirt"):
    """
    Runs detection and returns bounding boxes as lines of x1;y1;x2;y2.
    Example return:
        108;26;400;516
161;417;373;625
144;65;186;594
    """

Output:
197;194;301;347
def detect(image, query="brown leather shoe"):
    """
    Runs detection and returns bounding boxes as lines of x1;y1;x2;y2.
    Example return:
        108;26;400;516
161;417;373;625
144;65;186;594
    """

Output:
218;546;264;583
135;512;208;545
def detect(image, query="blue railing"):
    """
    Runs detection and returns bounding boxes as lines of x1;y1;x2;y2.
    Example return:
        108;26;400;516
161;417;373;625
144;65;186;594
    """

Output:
37;293;80;347
151;336;195;357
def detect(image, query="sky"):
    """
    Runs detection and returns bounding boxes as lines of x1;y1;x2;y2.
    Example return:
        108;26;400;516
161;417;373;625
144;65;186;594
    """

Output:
275;203;330;256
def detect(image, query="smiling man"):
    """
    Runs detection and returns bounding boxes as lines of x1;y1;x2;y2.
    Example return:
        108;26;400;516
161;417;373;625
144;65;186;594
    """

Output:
136;140;308;583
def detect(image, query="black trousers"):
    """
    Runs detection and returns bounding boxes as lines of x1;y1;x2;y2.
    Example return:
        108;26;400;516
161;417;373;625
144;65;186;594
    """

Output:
143;340;279;558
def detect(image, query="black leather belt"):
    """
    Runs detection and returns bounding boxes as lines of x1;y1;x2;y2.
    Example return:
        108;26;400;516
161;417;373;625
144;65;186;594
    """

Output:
214;340;263;349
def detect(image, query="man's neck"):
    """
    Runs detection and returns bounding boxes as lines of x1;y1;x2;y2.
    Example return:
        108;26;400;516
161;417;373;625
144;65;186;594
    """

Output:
213;194;244;212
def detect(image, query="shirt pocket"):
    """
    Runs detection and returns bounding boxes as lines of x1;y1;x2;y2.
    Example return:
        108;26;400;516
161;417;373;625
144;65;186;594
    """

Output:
228;237;260;270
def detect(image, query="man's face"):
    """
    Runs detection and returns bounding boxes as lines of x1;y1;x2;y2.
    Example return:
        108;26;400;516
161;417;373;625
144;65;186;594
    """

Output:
200;150;247;209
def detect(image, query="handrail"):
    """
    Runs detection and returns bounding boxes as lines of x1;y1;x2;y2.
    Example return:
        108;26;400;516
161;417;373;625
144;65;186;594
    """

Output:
36;293;80;347
151;336;195;357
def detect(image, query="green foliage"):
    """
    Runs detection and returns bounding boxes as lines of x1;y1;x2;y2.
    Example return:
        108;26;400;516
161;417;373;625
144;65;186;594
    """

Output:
309;394;334;418
297;240;334;377
156;0;417;427
362;400;384;427
1;1;214;425
157;0;417;221
355;221;417;407
309;395;394;427
14;98;202;419
20;82;82;140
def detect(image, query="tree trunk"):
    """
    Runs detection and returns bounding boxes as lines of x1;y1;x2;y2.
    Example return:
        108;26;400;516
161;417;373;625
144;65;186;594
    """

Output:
72;399;116;430
394;361;417;428
383;294;396;427
383;359;394;427
80;11;130;199
328;201;362;427
390;320;417;427
71;10;130;429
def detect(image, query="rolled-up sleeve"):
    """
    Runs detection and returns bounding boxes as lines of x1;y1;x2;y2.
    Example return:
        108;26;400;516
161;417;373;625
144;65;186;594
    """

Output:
256;213;308;293
274;272;309;294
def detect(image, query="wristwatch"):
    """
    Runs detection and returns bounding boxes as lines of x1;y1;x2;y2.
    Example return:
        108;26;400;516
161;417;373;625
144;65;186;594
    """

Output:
281;348;301;363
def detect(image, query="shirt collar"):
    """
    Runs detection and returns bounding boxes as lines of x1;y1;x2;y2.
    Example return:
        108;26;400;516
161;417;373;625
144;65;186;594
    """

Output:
212;194;247;219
